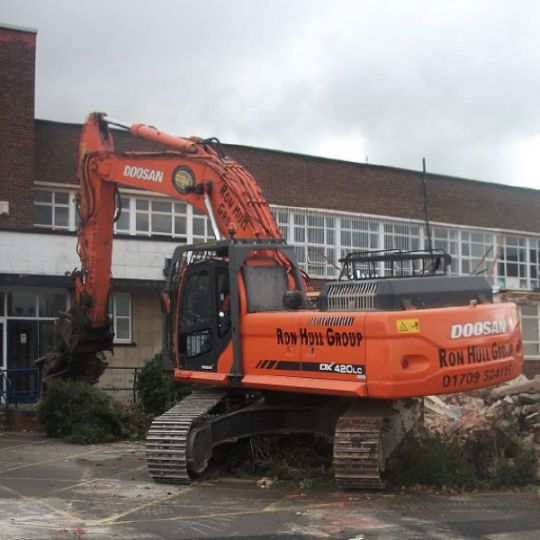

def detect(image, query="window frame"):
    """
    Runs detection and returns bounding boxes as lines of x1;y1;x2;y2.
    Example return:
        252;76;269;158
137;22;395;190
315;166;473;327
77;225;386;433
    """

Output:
520;303;540;359
33;189;76;231
498;236;529;289
108;293;133;344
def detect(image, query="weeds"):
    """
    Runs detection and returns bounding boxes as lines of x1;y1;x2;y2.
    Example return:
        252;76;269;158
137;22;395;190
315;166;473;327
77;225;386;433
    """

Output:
385;424;538;489
217;433;334;485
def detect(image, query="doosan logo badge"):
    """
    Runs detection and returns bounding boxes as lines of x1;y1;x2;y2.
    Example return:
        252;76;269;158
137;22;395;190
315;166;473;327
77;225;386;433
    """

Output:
123;165;164;183
450;320;507;339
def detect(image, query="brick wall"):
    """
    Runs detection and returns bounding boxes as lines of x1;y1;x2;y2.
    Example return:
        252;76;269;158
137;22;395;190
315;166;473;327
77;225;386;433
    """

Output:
227;145;540;234
98;290;162;401
523;361;540;379
0;25;36;230
33;121;540;234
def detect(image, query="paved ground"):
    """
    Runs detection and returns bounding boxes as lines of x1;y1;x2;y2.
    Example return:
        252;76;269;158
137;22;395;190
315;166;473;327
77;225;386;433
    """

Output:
0;432;539;540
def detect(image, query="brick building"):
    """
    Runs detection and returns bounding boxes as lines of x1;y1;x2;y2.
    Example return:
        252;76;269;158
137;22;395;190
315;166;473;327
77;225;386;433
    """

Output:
1;23;539;401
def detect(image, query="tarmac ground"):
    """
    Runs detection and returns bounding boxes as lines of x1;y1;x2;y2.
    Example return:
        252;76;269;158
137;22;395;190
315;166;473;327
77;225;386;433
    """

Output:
0;431;539;540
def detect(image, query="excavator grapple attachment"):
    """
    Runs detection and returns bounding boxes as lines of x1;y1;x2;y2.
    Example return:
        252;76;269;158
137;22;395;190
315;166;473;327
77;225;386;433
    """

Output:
35;308;112;386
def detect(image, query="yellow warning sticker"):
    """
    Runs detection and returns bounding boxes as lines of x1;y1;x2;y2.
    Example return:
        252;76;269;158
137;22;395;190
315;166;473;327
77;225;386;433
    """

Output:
396;319;420;333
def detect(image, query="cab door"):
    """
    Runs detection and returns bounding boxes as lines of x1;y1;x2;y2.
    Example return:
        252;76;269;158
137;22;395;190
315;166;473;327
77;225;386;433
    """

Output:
178;261;231;372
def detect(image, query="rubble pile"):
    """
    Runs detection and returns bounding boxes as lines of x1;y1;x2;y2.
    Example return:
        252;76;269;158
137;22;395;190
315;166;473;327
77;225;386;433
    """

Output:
424;375;540;448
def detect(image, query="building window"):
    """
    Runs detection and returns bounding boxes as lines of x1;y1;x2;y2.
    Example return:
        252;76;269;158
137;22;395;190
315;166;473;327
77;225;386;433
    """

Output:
114;196;131;233
340;217;379;275
33;187;213;243
498;236;528;289
431;227;459;275
118;195;211;242
135;199;174;237
520;304;540;358
460;231;495;280
33;189;75;230
7;293;37;317
293;213;306;243
383;222;421;276
192;208;214;243
109;293;132;344
340;217;378;254
384;222;421;251
271;209;290;241
530;239;540;290
6;292;68;318
288;210;337;277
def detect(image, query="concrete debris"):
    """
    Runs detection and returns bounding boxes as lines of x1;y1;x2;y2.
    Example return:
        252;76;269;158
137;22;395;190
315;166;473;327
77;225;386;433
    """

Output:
424;396;461;420
492;379;540;400
257;477;274;489
518;392;540;405
424;375;540;448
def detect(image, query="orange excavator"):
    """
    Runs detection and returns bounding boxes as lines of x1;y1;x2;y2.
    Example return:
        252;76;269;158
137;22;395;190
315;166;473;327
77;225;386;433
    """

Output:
40;112;523;488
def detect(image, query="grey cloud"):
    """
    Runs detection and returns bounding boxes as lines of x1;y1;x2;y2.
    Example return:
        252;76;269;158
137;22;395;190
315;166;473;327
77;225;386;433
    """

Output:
1;0;539;188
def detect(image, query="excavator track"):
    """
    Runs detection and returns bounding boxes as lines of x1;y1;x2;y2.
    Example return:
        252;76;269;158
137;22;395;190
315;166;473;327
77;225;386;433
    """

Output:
145;389;226;484
333;400;390;489
333;399;421;489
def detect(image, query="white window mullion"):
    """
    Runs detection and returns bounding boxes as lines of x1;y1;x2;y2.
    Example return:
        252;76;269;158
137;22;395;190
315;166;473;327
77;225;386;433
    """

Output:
69;192;77;231
525;237;531;291
336;216;343;271
129;197;136;236
187;205;194;244
109;293;132;344
457;229;463;276
377;221;384;275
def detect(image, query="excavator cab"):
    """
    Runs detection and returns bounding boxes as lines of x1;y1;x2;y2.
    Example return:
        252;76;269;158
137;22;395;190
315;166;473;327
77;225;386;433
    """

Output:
161;238;308;378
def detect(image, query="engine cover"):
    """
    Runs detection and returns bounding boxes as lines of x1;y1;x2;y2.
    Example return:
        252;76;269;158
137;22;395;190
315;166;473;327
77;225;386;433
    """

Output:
318;275;493;311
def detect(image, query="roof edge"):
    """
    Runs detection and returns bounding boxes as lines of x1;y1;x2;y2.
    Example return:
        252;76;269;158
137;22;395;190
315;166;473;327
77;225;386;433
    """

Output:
35;117;82;128
0;22;37;34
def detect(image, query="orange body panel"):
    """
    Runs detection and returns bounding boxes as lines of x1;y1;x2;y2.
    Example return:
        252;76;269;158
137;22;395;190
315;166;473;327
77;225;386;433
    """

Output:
175;302;523;399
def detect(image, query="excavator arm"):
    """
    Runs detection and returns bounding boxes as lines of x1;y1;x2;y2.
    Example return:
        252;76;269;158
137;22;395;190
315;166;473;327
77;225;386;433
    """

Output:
37;112;287;383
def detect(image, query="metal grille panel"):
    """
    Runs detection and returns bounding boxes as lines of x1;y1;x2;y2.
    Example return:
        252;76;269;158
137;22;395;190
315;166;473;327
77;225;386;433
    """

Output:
324;281;378;311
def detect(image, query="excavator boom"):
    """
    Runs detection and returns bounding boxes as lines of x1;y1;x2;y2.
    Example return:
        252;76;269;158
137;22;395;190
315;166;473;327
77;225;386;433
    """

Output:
38;112;289;383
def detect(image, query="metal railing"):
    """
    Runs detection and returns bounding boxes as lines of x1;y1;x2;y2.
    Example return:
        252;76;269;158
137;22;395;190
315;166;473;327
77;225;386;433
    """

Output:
0;368;18;428
0;368;42;404
99;366;142;402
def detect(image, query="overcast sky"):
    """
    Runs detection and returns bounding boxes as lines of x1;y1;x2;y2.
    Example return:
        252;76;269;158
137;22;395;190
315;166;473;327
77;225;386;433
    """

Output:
1;0;539;189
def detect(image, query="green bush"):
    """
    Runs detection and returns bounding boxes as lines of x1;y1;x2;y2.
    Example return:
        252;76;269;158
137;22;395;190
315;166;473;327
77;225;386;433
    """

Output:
387;424;538;489
37;379;126;444
492;447;537;487
136;353;190;416
386;431;476;489
464;424;537;487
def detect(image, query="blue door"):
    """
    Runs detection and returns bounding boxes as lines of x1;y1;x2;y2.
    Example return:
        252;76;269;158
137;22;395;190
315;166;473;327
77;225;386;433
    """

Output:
7;320;41;403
